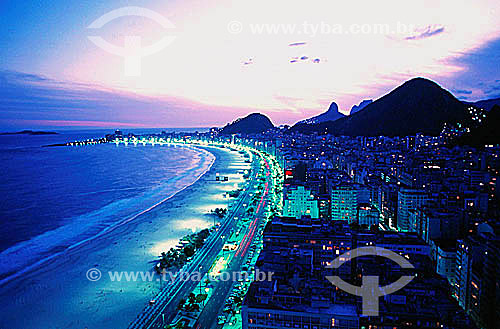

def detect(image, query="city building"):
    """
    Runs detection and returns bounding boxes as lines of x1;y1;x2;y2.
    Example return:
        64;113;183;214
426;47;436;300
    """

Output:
356;203;379;227
283;185;319;219
397;187;428;231
243;216;472;329
454;230;500;329
331;183;369;223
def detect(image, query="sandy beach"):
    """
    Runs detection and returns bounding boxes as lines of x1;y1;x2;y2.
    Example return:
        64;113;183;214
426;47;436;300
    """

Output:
0;145;250;329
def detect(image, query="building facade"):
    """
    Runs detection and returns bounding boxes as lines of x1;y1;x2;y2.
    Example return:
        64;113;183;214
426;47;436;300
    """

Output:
283;185;319;219
331;183;369;223
397;187;428;231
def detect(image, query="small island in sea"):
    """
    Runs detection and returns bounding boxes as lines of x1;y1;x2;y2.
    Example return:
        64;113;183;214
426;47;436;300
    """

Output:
0;130;58;135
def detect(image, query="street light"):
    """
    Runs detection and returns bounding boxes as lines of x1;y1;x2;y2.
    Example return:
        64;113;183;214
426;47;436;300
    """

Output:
221;235;226;258
198;265;203;295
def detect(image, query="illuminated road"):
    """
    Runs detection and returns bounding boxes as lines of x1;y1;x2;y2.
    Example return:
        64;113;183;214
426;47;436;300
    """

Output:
193;157;273;329
128;146;274;329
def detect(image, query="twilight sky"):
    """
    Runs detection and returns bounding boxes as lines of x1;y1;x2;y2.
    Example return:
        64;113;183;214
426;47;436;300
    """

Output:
1;0;500;129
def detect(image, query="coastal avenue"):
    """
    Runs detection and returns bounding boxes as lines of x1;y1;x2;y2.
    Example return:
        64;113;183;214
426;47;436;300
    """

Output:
194;157;272;329
128;143;278;329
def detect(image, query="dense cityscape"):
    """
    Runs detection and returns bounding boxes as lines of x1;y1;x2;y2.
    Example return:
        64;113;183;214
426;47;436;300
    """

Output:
99;93;499;329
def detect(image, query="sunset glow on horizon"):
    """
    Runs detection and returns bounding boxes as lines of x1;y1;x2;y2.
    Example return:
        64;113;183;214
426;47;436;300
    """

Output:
1;0;500;129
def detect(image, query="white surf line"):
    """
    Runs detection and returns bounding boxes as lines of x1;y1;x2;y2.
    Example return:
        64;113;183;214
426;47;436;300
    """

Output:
0;144;217;287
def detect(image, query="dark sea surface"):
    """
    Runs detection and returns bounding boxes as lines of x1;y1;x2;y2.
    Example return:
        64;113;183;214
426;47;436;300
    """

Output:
0;129;213;282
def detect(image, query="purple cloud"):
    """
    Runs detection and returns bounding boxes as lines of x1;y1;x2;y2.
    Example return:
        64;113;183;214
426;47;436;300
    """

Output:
406;25;445;40
453;89;473;95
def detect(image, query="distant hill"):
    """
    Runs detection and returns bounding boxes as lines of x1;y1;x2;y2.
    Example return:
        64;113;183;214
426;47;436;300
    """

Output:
457;105;500;146
467;97;500;111
298;102;345;124
292;78;471;137
220;113;274;135
350;100;373;115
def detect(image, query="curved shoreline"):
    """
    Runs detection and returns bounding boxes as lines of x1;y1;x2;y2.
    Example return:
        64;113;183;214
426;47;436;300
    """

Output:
0;143;216;287
0;143;248;329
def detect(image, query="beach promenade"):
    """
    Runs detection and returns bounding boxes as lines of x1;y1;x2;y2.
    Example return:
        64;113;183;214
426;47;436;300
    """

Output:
129;145;276;328
0;144;247;329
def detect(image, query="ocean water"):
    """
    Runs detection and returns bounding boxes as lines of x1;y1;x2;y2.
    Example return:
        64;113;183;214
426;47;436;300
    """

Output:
0;130;214;283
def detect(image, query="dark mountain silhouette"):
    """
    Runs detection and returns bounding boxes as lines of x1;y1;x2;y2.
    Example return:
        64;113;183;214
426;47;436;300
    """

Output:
350;100;373;115
292;78;471;136
298;102;345;124
467;97;500;111
457;105;500;146
220;113;274;135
